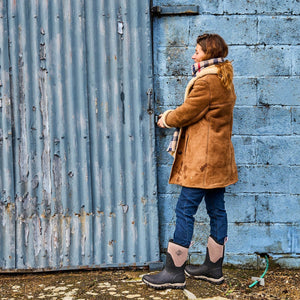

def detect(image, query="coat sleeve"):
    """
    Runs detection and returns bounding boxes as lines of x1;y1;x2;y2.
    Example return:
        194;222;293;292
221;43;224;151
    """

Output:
165;78;210;128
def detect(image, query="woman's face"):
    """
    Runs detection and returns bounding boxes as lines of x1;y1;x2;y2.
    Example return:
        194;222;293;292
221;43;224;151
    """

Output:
192;44;206;63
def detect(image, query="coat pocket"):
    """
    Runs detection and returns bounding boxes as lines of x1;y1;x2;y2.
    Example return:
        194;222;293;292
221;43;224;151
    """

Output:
185;134;189;154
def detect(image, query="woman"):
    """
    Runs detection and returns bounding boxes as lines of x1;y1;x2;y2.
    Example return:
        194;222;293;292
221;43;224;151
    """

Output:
142;33;238;289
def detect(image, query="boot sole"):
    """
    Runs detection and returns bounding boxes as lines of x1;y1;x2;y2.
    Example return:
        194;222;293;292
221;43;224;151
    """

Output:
184;270;224;285
142;277;186;290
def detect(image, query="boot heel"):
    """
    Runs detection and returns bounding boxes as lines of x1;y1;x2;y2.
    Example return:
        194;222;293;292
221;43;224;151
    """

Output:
142;241;188;290
185;236;225;285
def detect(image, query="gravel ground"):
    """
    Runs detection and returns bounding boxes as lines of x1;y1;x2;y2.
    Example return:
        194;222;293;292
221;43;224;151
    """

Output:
0;265;299;299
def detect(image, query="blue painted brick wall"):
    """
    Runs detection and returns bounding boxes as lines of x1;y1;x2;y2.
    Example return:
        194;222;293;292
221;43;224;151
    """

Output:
153;0;300;267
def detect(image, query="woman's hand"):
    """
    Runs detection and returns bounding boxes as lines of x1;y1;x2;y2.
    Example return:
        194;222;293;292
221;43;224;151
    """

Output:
157;114;165;128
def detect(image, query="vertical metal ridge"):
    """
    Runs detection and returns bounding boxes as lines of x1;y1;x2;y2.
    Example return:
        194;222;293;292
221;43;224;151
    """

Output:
121;0;136;264
126;0;142;263
71;0;93;267
137;0;155;262
61;0;81;267
45;0;63;269
13;0;31;269
84;0;97;267
129;0;150;263
108;1;123;263
50;0;65;268
118;0;130;264
112;0;129;265
105;0;117;265
0;0;16;270
97;0;114;265
8;0;26;269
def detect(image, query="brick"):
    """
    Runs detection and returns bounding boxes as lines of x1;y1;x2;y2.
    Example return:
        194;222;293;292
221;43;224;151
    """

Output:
230;46;292;76
274;257;300;268
158;194;177;225
157;164;181;194
159;224;176;249
234;77;257;106
189;15;258;46
152;0;223;14
224;0;300;15
258;77;300;106
225;193;256;222
231;165;300;194
256;194;300;223
154;76;188;106
292;107;300;134
155;46;191;76
294;225;300;253
226;223;294;254
153;17;190;47
233;106;292;135
228;165;290;193
257;137;300;166
197;0;224;14
258;16;300;45
232;136;257;165
224;254;265;268
292;46;300;75
289;167;300;194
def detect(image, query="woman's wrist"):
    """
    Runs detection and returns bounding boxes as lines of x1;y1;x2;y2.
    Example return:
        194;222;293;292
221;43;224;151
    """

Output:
161;110;173;128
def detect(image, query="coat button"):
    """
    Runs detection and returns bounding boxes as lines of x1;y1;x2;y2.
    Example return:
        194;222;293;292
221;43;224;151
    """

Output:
177;150;183;154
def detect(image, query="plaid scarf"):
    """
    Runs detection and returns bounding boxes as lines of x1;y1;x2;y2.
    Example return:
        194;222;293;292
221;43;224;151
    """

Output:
192;57;224;77
167;127;180;155
167;59;223;157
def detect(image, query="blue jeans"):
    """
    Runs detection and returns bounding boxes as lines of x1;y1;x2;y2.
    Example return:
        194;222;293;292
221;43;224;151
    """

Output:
173;187;227;247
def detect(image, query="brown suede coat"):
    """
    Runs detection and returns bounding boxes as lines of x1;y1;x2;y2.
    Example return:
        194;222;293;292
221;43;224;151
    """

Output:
165;64;238;188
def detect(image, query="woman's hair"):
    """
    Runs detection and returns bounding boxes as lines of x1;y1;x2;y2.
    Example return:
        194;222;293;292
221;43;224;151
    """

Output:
197;33;228;59
197;33;233;90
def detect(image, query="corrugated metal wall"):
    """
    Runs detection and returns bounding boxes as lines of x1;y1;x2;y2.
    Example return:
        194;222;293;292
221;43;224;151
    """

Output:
0;0;159;271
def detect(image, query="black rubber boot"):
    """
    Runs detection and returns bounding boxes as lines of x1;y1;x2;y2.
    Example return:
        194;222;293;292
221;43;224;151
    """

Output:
142;240;188;290
185;237;224;284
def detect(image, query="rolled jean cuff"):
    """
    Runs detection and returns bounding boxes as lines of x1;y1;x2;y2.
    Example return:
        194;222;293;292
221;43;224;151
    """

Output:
172;237;190;248
210;235;227;245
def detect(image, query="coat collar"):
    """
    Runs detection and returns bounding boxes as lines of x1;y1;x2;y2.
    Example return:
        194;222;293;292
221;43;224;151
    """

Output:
184;65;218;100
